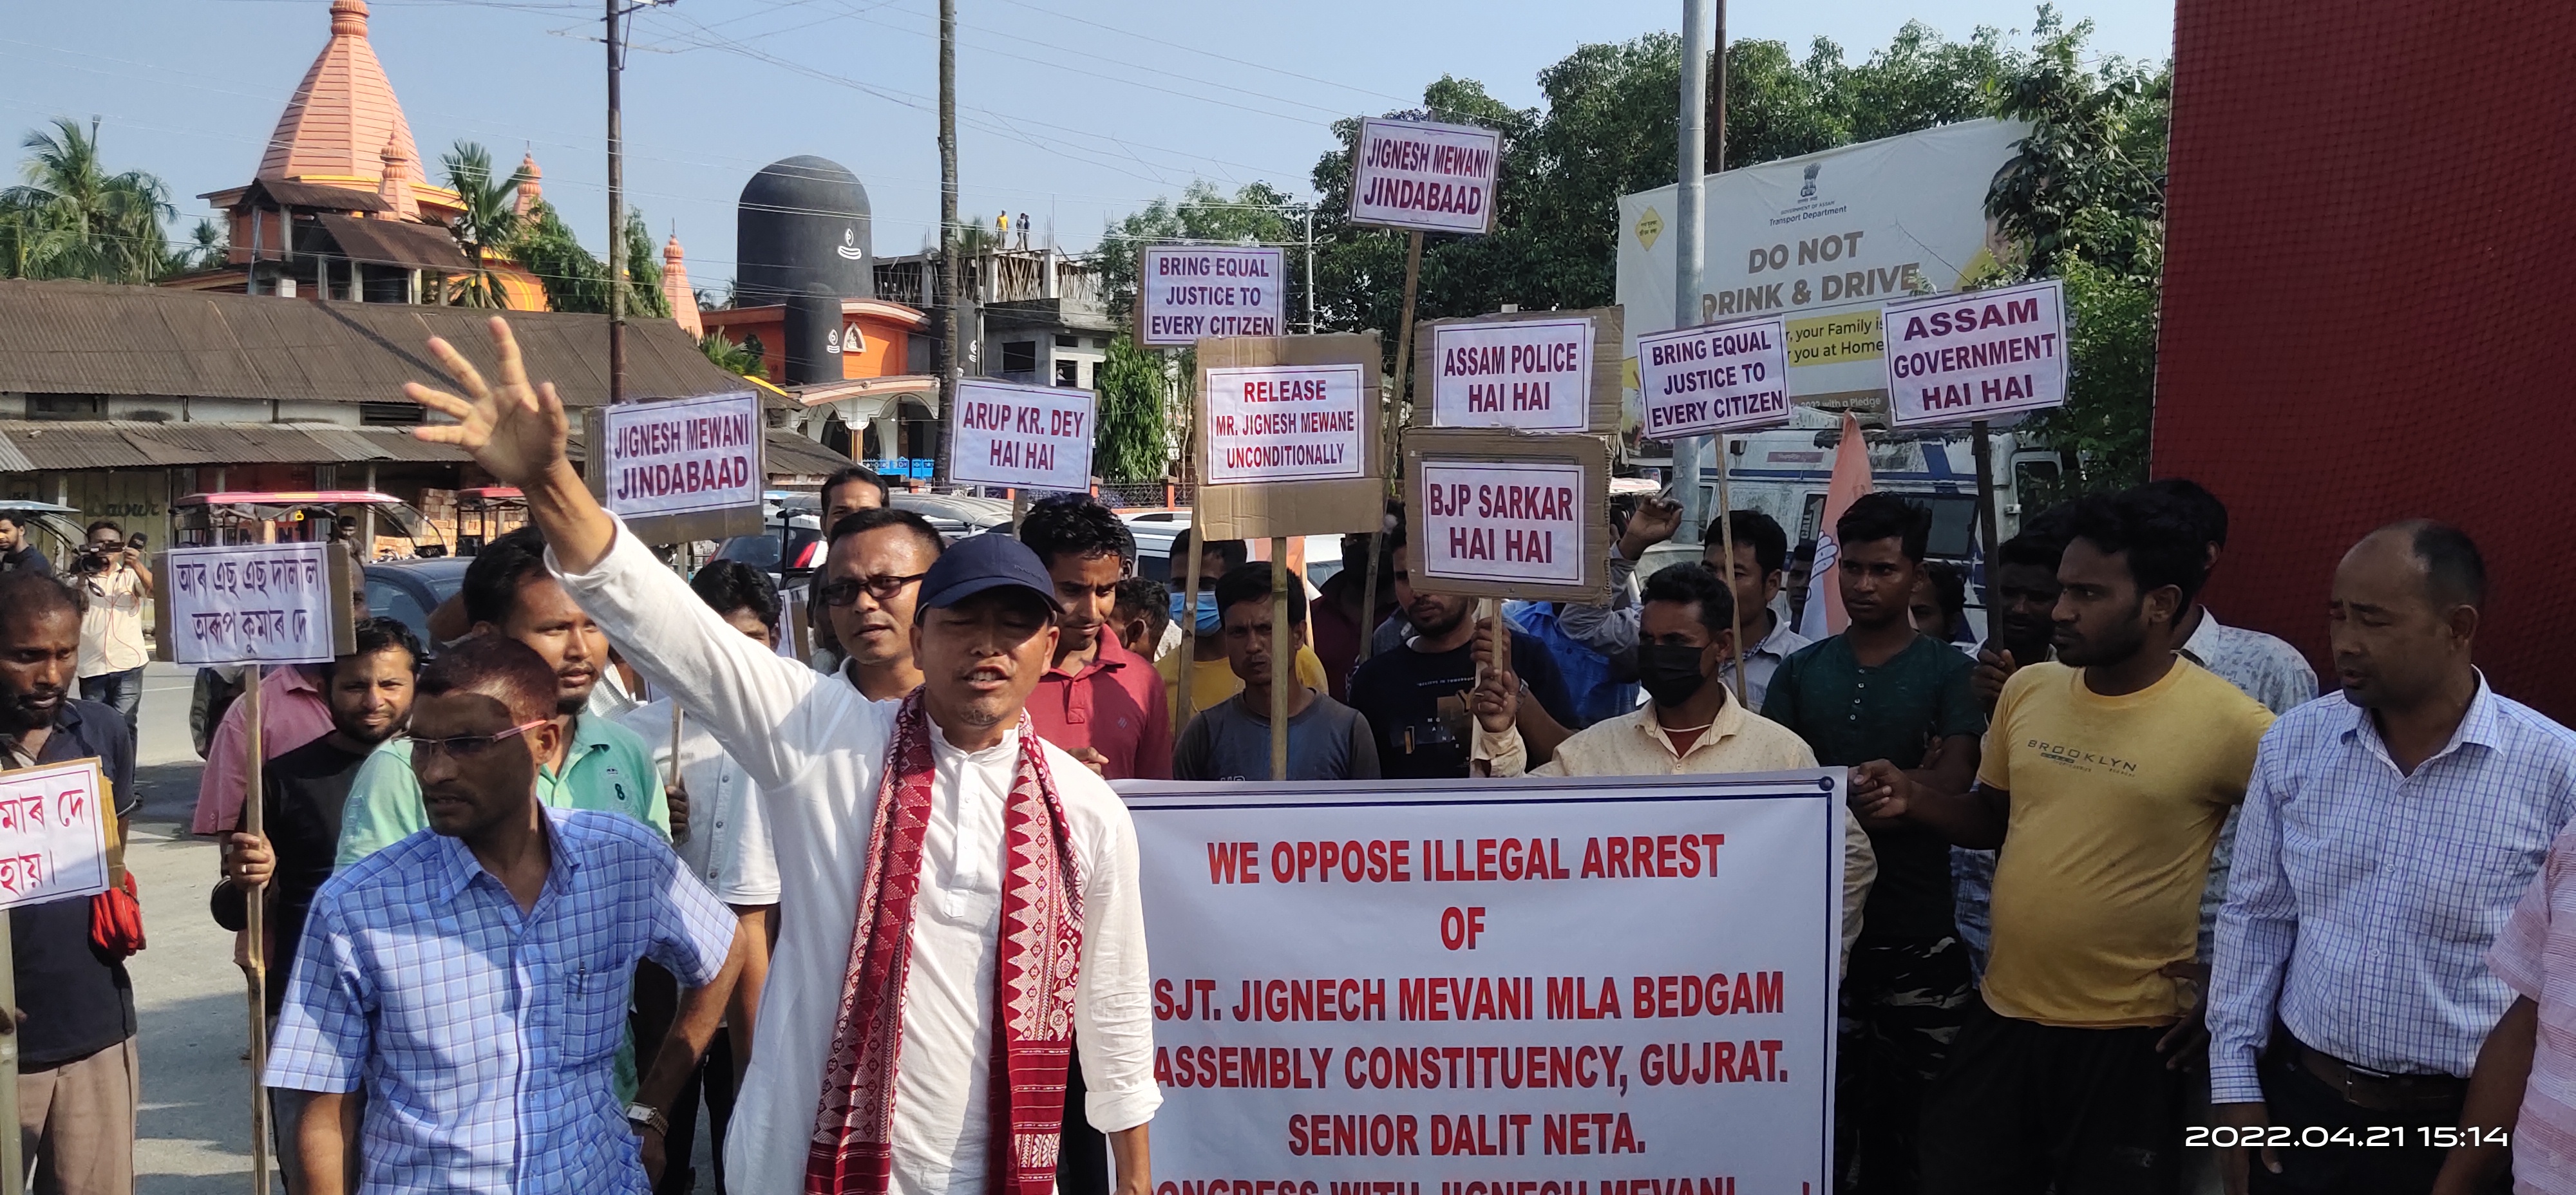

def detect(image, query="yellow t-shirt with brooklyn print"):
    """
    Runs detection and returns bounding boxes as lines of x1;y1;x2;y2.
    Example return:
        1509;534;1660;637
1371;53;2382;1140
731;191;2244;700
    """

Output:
1976;658;2275;1028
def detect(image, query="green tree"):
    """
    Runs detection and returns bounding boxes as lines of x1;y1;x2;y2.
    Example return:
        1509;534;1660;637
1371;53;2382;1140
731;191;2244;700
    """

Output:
173;218;229;275
1296;23;2028;354
1093;334;1171;482
0;118;174;283
1983;8;2170;494
511;202;670;317
439;141;522;306
697;331;767;380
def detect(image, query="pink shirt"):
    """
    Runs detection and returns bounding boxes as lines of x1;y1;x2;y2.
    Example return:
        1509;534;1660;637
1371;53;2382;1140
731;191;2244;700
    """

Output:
190;666;336;834
1025;635;1172;782
2490;832;2576;1194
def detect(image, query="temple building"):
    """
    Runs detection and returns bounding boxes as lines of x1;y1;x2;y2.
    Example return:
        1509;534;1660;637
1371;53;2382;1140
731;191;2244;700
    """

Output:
160;0;547;309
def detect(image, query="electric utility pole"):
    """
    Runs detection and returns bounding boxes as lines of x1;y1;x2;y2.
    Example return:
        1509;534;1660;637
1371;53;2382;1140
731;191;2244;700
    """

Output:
939;0;963;424
1674;0;1710;543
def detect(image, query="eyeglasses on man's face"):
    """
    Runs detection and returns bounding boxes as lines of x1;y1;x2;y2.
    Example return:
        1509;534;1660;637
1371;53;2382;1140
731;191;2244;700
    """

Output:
401;720;548;760
818;572;928;608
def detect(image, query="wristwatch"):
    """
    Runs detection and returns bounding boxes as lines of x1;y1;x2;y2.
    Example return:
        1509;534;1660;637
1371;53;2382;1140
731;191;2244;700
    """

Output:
625;1102;669;1135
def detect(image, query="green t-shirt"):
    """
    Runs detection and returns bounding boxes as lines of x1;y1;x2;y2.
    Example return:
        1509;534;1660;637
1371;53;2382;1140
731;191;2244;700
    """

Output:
334;714;672;869
1763;633;1985;941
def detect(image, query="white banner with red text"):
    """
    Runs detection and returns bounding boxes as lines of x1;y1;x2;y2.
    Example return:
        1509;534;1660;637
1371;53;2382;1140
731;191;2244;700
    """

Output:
1121;771;1844;1195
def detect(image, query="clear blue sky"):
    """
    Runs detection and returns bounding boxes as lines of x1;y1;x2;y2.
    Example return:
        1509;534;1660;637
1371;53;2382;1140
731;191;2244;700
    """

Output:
3;0;2171;294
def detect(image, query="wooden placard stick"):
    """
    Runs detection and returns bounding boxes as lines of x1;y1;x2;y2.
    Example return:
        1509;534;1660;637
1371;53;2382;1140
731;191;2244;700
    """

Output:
1357;229;1426;664
246;515;274;1195
1715;433;1746;708
243;663;271;1195
1269;538;1291;782
1174;367;1205;735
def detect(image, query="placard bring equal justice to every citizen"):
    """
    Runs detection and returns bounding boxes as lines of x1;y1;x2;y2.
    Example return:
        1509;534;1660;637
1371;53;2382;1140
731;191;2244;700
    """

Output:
1347;117;1502;235
1881;277;2068;428
1415;308;1624;435
947;378;1098;493
1121;769;1847;1195
1633;317;1792;440
1139;245;1288;347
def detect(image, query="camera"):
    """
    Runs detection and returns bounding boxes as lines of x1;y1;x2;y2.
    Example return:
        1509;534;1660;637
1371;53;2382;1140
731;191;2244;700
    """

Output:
72;548;109;574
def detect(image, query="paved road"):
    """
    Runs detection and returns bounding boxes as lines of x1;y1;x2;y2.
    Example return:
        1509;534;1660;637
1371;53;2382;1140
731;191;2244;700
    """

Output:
124;663;260;1194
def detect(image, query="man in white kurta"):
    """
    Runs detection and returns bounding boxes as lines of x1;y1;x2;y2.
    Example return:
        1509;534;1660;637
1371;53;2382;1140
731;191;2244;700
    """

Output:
402;317;1159;1195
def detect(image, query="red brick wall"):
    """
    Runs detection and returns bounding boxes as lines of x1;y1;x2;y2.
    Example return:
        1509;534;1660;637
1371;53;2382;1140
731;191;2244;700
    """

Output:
2152;0;2576;717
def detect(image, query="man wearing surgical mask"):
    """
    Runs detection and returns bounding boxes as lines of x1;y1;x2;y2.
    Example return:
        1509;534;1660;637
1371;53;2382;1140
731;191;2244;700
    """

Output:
1472;562;1875;968
1157;529;1331;731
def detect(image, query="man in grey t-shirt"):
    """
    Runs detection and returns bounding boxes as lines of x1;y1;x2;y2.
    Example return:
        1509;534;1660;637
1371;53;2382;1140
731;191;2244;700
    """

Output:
1174;562;1381;782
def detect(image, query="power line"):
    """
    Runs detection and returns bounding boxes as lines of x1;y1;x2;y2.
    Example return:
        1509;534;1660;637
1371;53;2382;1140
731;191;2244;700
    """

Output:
980;0;1412;106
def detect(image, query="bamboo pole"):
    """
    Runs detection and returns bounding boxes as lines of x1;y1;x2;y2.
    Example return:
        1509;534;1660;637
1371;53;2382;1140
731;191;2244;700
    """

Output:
1357;230;1426;664
1716;435;1745;707
1269;538;1290;781
243;665;270;1195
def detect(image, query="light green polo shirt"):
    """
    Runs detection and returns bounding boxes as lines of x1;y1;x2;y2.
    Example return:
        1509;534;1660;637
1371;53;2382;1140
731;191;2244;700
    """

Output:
334;714;672;868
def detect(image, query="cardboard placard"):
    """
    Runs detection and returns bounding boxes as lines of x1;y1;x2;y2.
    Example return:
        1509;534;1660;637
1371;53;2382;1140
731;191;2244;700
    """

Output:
1347;117;1501;235
1124;769;1846;1193
1402;428;1612;604
1138;245;1288;346
0;758;113;912
1635;315;1794;438
1412;306;1623;433
1882;278;2068;428
1193;334;1384;540
583;391;769;545
154;541;357;666
948;378;1097;493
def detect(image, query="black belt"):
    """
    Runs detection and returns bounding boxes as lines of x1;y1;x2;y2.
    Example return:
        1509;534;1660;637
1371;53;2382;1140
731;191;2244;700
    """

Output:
2291;1038;2465;1113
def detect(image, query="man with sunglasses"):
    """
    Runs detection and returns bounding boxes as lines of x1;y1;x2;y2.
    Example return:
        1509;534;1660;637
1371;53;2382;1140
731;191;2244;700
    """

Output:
816;507;943;700
266;636;742;1195
337;527;668;865
397;317;1159;1195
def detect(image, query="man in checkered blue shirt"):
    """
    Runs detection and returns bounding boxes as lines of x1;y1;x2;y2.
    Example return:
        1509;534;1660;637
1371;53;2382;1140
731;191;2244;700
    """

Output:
265;637;741;1195
2208;522;2570;1194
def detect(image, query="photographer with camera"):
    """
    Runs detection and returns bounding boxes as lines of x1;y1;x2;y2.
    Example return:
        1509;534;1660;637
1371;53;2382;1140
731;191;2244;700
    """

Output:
73;520;152;739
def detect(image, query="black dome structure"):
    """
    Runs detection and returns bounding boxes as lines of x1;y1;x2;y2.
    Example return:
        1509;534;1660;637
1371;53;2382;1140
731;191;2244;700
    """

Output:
737;156;873;384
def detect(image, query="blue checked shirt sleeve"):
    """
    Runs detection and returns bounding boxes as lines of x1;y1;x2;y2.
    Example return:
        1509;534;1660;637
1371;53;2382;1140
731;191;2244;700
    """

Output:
1555;551;1639;657
2207;729;2299;1104
263;895;374;1094
646;846;739;990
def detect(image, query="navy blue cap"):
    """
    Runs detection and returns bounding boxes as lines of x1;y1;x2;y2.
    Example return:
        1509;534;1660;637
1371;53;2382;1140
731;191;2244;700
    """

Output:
918;532;1064;615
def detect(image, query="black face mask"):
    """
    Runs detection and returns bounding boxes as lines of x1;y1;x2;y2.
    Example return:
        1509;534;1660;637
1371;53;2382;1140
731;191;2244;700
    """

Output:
1636;643;1714;710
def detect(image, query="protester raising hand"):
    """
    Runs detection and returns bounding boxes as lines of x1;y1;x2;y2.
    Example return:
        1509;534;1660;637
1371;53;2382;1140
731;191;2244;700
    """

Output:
404;318;613;572
405;319;568;491
1617;496;1685;562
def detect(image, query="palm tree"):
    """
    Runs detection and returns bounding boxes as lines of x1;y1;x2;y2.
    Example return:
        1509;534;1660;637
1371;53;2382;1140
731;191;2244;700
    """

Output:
170;218;227;276
697;331;767;380
439;140;522;306
1;118;174;283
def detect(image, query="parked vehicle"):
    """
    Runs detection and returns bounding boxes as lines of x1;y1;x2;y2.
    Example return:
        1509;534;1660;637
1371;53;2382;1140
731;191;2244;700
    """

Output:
715;491;1014;581
0;500;90;568
364;556;472;651
1118;509;1343;592
170;490;446;556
